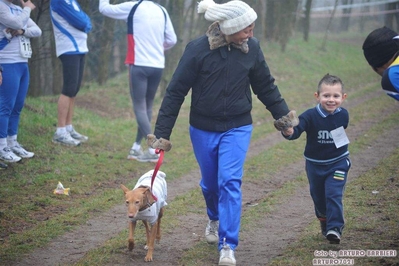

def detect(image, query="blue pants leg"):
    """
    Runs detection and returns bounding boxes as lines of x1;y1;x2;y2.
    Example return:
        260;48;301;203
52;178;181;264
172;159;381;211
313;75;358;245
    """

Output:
306;158;351;235
0;63;29;138
190;125;252;251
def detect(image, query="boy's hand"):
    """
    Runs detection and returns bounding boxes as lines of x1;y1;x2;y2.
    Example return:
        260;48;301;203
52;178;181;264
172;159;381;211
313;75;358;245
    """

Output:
274;110;299;132
282;127;294;136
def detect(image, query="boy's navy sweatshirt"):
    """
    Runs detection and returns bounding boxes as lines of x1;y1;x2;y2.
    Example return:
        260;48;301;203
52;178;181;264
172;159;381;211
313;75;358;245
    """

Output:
285;104;349;165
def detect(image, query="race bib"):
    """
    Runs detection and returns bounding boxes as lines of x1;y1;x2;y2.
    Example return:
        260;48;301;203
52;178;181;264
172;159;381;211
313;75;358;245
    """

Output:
19;36;32;58
330;126;350;149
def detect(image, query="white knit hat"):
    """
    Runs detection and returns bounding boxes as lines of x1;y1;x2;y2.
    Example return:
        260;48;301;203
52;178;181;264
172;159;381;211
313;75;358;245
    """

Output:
198;0;257;35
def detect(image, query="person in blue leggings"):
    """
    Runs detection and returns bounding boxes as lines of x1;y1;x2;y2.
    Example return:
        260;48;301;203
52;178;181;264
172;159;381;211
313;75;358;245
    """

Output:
0;0;42;163
281;74;351;244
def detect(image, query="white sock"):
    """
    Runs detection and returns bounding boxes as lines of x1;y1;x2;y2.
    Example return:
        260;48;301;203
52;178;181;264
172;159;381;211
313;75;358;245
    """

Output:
66;124;73;132
7;135;17;147
0;138;7;150
56;127;67;135
132;142;141;151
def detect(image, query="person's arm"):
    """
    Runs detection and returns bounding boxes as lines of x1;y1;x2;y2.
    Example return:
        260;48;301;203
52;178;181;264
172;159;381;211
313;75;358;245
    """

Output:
22;18;42;38
99;0;134;20
0;0;33;29
51;0;92;33
154;41;199;140
282;111;309;140
161;7;177;50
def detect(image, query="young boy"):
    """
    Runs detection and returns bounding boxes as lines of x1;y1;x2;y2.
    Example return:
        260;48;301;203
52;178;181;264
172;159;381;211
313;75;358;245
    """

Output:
281;74;351;244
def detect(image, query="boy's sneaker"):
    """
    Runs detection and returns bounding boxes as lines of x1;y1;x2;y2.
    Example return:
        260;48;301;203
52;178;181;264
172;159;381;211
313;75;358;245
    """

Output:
205;220;219;244
136;151;159;163
52;132;81;146
127;149;144;160
0;147;22;163
10;143;34;158
219;239;236;266
0;161;8;169
320;219;327;237
68;128;88;142
326;229;341;244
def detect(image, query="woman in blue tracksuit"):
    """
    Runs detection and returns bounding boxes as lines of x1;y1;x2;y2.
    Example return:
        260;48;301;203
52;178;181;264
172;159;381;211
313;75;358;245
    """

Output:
50;0;92;146
150;1;292;265
282;74;351;244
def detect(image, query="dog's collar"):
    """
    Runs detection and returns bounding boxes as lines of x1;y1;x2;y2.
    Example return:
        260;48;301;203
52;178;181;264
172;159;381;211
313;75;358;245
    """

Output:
139;202;153;212
139;192;155;211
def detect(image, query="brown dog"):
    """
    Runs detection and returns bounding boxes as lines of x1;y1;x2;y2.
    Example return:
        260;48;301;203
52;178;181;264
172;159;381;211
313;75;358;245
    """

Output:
121;170;167;262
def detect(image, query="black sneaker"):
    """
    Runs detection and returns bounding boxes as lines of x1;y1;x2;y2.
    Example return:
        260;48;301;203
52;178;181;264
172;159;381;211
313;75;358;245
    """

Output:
326;230;341;244
0;161;7;169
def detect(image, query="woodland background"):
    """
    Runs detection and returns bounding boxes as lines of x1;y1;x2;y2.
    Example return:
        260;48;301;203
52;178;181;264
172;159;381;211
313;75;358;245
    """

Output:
13;0;399;96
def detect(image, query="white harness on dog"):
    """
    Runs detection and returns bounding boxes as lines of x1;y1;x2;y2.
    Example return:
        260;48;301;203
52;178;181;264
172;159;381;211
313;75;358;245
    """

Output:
131;170;167;225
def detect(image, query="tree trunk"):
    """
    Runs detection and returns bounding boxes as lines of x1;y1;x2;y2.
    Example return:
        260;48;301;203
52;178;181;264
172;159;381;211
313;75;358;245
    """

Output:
384;2;399;30
159;0;185;97
303;0;312;42
339;0;353;32
320;0;338;51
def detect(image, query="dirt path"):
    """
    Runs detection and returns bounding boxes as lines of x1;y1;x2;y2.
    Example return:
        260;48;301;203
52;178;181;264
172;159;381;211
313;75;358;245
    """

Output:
15;91;399;266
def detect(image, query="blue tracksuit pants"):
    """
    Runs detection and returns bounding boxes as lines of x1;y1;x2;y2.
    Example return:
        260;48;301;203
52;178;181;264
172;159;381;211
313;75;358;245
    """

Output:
305;157;351;235
0;63;30;138
190;124;252;251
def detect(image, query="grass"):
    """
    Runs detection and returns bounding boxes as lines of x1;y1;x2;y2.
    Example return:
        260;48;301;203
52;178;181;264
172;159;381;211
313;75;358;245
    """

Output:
1;32;398;265
269;148;399;266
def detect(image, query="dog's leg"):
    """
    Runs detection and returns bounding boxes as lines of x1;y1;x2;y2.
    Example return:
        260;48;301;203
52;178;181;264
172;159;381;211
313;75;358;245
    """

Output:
156;208;164;243
128;220;136;251
143;220;150;250
144;222;158;262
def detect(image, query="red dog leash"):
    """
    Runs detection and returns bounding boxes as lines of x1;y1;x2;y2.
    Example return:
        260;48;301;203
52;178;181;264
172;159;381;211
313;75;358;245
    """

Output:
150;148;164;201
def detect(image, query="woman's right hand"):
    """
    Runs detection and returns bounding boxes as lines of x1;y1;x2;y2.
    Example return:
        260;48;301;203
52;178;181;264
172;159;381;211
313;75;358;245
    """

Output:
20;0;36;11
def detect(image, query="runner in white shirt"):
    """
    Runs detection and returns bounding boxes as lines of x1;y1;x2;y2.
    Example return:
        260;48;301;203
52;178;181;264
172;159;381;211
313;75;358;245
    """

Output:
99;0;177;162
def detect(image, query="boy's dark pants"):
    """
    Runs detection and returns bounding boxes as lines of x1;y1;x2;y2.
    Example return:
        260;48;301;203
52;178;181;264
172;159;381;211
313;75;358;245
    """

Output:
306;157;351;235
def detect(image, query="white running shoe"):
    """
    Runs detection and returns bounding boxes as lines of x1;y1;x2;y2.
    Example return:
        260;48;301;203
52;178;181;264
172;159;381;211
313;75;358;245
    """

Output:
0;147;22;163
127;149;144;160
205;220;219;244
68;128;88;142
52;132;81;146
219;239;236;266
136;151;159;163
10;142;34;158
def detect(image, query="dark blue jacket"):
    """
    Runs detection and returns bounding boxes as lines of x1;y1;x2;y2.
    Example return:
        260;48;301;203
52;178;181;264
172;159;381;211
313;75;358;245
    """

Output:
285;104;349;164
154;35;289;139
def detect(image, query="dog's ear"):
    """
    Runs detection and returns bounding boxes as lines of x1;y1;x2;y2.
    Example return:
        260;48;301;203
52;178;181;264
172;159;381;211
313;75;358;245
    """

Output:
143;188;156;205
121;184;130;194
